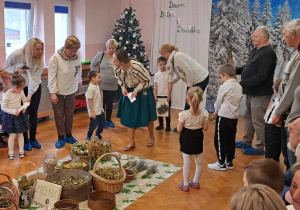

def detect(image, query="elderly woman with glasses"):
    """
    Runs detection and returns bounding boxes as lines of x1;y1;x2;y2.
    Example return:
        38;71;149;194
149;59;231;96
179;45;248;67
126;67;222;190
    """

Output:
48;35;82;149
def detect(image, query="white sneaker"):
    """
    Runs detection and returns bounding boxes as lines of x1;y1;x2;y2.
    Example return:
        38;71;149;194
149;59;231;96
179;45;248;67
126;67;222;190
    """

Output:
8;154;14;160
207;162;226;171
19;152;25;158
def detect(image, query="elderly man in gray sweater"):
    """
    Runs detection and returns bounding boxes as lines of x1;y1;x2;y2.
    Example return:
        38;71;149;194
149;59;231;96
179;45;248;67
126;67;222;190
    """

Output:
272;19;300;168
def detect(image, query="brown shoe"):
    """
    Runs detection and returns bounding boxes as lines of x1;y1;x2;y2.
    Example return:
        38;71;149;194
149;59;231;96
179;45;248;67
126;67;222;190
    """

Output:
124;143;135;151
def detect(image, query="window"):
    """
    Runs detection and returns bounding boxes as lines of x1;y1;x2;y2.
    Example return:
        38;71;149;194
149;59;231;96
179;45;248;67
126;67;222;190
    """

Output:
4;1;33;57
55;5;70;51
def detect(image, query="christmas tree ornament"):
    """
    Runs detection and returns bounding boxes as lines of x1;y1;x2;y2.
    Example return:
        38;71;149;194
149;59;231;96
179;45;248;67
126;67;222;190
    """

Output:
128;53;130;56
133;46;136;50
124;47;127;50
129;19;133;24
126;41;129;44
125;11;128;14
119;37;123;41
120;13;125;19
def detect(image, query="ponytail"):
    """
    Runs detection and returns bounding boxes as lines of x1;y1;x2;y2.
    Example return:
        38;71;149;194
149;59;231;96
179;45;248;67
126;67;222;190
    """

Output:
187;87;203;113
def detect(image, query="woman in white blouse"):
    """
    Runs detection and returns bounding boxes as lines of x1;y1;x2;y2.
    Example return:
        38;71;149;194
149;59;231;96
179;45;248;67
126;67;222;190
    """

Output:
113;49;157;151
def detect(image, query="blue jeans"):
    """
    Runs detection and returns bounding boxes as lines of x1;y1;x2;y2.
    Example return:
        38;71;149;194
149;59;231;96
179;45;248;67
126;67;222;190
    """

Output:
87;113;105;138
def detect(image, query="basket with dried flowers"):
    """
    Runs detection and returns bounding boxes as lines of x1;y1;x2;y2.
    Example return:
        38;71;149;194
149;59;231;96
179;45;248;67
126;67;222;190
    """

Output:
0;173;19;208
70;142;89;163
87;138;111;170
0;197;17;210
89;153;126;193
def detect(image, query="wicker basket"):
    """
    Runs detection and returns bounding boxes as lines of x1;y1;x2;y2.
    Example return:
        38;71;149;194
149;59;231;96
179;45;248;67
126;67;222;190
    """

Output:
70;151;90;163
0;173;19;207
17;162;47;199
0;197;18;210
62;159;89;172
46;169;92;202
89;153;126;193
124;168;136;183
88;191;116;210
54;199;79;210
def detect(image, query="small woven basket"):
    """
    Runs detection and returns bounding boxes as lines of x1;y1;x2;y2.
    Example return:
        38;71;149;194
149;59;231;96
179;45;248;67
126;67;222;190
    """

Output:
17;162;47;199
124;168;136;183
62;159;89;172
89;153;126;193
0;173;19;207
0;197;18;210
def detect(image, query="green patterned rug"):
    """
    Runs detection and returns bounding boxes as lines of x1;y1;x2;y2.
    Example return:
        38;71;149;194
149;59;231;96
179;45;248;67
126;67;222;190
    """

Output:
16;152;182;210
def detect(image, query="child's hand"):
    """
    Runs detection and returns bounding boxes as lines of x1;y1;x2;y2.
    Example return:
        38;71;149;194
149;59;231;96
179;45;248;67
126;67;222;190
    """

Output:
15;109;20;116
155;96;158;102
91;111;96;119
22;108;26;114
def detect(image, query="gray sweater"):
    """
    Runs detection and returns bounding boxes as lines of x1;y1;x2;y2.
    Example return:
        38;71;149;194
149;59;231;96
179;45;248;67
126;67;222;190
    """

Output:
90;51;118;91
275;51;300;116
286;85;300;125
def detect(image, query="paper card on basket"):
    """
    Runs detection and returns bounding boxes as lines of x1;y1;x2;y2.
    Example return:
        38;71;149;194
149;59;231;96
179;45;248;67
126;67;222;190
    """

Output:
33;179;62;208
156;98;169;117
127;92;136;103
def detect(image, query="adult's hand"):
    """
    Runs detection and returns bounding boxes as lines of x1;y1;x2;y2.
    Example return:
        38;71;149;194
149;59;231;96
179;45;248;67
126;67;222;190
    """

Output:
131;90;137;99
122;88;128;96
51;93;58;104
27;93;33;103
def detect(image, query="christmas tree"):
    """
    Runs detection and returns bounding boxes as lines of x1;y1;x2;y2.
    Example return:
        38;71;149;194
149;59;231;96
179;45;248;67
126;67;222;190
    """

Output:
112;6;150;70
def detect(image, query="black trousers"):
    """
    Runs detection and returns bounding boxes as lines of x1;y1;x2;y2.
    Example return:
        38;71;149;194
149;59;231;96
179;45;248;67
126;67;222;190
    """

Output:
214;116;238;163
265;123;281;162
184;75;209;110
23;84;42;143
102;90;116;122
281;115;290;170
157;96;171;127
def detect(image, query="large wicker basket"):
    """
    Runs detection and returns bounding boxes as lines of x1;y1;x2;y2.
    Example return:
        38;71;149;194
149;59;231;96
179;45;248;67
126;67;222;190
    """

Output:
0;197;18;210
17;162;47;199
0;173;18;207
89;153;126;193
46;169;92;202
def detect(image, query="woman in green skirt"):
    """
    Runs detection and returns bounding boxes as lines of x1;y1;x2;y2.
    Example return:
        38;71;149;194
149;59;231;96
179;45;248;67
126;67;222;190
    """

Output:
113;49;157;151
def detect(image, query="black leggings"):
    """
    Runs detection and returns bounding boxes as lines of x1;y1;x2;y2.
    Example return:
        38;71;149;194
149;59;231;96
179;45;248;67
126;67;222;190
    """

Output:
103;90;117;122
23;84;42;143
184;75;209;110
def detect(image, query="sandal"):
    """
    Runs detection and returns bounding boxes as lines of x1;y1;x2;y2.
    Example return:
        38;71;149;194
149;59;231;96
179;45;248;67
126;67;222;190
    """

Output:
147;138;155;147
178;182;190;192
124;143;135;151
189;181;200;189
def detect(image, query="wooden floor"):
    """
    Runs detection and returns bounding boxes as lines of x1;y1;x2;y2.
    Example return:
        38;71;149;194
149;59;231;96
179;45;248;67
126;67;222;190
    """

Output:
0;108;268;210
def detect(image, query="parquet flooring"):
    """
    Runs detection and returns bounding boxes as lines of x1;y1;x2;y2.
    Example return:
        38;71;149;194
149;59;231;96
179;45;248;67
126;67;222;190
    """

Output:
0;108;270;210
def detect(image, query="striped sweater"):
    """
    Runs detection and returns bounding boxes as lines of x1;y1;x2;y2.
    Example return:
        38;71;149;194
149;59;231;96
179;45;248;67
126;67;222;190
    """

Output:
114;60;151;93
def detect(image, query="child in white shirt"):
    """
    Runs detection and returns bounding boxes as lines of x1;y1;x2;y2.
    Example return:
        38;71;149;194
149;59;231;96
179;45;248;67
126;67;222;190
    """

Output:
85;71;105;142
207;64;242;171
154;57;172;131
2;73;30;159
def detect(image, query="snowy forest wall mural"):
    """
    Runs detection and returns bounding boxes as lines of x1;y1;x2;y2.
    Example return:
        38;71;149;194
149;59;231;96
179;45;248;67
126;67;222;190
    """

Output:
207;0;299;99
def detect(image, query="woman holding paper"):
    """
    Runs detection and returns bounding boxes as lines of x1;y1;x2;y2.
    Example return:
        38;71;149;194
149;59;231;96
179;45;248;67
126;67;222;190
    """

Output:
5;38;44;151
113;49;157;151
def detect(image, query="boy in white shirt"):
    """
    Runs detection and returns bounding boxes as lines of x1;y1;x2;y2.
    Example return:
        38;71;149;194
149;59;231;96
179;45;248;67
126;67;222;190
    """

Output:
85;71;105;142
154;57;173;131
207;64;243;171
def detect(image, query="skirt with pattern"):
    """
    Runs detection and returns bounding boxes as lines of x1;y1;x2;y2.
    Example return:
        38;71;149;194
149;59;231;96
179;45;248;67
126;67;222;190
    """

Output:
117;87;157;128
2;111;30;133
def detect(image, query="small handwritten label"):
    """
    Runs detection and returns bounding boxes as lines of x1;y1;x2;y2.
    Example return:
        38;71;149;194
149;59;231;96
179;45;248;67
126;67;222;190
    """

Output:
177;25;200;33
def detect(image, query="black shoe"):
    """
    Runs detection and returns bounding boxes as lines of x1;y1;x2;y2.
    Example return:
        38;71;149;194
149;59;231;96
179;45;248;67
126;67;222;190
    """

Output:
155;125;164;130
165;127;171;132
174;127;178;132
97;134;103;140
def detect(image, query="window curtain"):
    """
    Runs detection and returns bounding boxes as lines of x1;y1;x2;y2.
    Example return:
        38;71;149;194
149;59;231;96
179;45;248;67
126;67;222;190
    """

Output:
150;0;212;110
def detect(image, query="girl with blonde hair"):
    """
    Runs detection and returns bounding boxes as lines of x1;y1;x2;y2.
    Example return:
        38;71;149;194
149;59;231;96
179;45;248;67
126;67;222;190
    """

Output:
5;38;44;151
177;86;209;192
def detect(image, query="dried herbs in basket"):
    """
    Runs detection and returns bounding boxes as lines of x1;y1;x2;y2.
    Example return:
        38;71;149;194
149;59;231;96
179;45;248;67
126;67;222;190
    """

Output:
95;167;123;180
71;142;89;156
50;176;87;186
0;189;10;208
18;175;34;191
